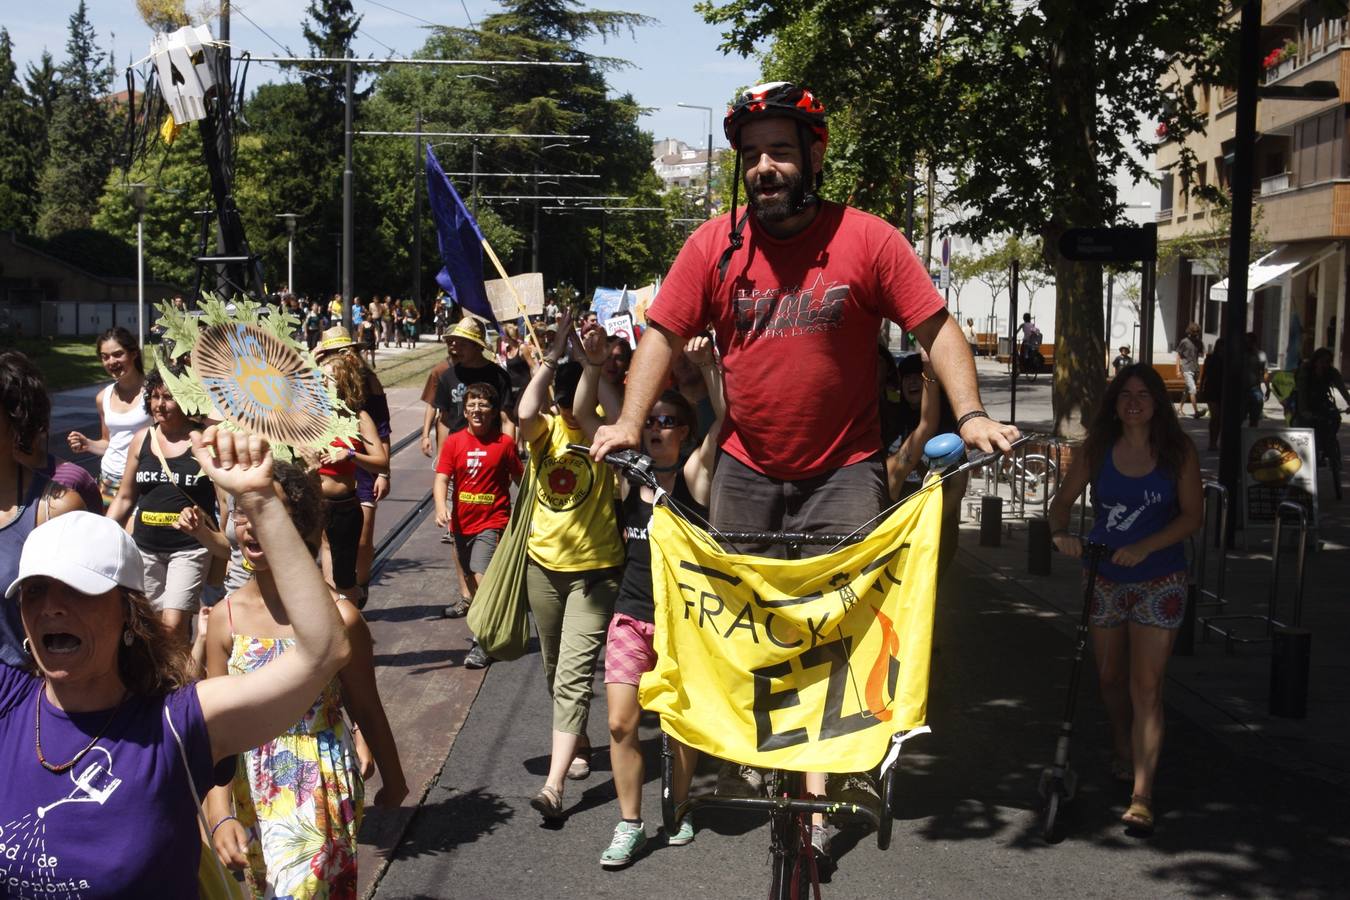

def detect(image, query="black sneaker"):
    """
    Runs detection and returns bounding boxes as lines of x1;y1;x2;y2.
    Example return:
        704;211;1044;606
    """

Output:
442;599;470;619
465;642;492;669
826;771;879;809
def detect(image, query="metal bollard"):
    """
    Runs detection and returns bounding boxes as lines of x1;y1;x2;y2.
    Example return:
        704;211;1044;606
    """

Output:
1027;518;1052;575
1269;627;1312;719
980;496;1003;546
1174;583;1197;656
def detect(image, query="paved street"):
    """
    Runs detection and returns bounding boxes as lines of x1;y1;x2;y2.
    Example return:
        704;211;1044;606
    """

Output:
360;358;1349;899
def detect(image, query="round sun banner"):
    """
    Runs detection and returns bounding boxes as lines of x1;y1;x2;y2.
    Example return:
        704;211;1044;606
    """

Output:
193;322;338;448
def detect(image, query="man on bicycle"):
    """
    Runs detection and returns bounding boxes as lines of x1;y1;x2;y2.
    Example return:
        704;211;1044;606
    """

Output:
1016;313;1042;375
590;80;1018;853
1293;346;1350;460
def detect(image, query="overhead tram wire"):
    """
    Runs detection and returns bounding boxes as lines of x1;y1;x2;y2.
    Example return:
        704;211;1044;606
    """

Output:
230;4;298;57
358;0;452;29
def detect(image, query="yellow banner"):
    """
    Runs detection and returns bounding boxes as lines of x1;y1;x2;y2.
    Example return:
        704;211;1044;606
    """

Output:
638;483;942;773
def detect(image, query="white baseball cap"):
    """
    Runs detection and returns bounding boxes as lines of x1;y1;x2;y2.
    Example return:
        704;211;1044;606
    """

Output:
5;511;145;599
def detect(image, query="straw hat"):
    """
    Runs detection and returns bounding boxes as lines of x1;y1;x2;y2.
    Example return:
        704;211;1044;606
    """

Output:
315;325;355;356
445;317;489;350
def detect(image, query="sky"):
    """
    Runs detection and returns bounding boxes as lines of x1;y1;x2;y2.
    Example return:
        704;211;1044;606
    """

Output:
5;0;762;150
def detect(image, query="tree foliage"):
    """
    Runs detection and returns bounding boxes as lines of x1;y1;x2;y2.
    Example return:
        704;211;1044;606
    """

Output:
0;29;43;232
36;1;117;238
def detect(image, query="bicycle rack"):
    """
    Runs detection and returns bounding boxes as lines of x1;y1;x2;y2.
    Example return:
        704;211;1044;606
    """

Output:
1202;501;1308;651
1193;481;1229;620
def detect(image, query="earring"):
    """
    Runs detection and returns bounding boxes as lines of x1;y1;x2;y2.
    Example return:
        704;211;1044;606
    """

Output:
122;629;134;647
21;638;31;656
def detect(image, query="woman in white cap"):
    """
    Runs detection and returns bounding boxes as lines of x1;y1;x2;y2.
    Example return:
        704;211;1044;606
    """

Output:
0;428;353;895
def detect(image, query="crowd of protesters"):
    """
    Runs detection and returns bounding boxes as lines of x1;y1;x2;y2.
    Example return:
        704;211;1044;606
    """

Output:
0;78;1215;896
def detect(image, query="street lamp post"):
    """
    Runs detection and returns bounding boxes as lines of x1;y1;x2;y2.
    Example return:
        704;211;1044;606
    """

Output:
129;183;148;351
677;103;715;218
275;213;299;295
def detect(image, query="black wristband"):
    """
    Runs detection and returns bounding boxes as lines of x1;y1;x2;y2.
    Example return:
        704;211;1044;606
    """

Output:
956;409;991;431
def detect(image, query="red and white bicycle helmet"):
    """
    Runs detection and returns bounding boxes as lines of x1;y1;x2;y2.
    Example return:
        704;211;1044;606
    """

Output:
723;81;828;150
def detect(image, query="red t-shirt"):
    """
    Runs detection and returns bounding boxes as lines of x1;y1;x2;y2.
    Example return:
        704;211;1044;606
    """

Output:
434;429;523;535
648;201;946;479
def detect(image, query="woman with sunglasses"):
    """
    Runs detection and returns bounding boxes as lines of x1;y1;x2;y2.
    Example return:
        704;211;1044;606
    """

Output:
574;329;726;867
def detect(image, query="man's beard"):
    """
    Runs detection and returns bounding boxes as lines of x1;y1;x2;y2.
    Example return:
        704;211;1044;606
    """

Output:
747;169;808;223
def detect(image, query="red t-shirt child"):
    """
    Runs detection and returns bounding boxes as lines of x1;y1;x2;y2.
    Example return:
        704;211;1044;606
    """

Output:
434;429;523;535
648;200;946;480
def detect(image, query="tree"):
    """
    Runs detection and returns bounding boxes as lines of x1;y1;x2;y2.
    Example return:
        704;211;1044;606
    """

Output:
947;250;977;317
0;29;42;232
36;1;117;237
698;0;1231;437
23;50;59;180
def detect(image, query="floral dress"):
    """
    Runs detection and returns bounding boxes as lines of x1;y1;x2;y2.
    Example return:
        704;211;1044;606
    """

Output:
228;629;364;899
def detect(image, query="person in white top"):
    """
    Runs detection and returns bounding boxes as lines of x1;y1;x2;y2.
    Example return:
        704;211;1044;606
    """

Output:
66;326;151;507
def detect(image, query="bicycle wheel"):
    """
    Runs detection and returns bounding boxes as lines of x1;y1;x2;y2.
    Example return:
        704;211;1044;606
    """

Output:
1020;454;1059;499
660;734;678;834
767;771;802;900
876;765;896;851
1042;787;1063;844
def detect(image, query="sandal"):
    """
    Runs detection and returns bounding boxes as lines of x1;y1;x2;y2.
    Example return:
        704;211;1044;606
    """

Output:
530;784;565;820
1110;757;1134;784
1121;794;1154;835
567;747;591;781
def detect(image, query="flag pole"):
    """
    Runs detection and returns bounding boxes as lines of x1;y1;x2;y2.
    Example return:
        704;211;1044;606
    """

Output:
479;237;545;353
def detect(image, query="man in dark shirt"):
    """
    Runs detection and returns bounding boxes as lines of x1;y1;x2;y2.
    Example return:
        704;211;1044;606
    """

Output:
420;317;514;457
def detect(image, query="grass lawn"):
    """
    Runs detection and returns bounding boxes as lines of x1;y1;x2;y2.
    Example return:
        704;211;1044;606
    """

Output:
5;336;122;392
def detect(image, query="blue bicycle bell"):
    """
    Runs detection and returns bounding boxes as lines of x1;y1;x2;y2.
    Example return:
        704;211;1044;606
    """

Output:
922;433;965;471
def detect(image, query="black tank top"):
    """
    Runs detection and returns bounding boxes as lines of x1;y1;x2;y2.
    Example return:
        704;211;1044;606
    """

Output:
131;430;217;553
614;471;706;623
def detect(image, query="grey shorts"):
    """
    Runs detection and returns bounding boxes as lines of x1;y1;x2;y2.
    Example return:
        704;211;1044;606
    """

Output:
708;451;887;559
454;528;502;575
1182;369;1198;397
139;545;211;612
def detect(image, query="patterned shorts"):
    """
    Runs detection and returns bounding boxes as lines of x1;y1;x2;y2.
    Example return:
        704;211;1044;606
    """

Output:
604;612;657;686
1089;569;1188;630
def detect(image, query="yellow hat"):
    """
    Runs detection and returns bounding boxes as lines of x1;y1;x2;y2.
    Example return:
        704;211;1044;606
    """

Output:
315;325;355;356
446;317;489;350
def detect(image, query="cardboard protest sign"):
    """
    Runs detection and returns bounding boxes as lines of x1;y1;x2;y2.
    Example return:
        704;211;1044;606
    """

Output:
590;287;628;324
484;272;544;321
628;283;656;325
604;313;636;349
639;483;942;773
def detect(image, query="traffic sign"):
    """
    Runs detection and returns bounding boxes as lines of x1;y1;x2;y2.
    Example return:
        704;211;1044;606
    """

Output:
1058;225;1157;263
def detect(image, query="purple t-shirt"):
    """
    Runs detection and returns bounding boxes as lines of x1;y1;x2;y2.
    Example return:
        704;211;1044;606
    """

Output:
0;664;231;897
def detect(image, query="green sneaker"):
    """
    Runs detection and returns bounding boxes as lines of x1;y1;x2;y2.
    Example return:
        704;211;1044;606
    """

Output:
600;821;647;868
667;817;695;846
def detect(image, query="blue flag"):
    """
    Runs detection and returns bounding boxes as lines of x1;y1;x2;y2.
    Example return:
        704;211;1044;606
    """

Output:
426;146;495;322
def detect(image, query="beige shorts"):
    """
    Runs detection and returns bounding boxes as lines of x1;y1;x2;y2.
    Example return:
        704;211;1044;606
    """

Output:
139;546;211;612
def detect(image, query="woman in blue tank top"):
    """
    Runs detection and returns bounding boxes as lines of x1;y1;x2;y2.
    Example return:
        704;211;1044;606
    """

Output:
1048;364;1202;836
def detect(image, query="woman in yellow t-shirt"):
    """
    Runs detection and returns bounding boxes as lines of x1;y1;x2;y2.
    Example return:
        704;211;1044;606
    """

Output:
516;313;624;822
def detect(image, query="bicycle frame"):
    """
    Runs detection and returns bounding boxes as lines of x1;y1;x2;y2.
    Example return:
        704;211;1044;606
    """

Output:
574;434;1029;895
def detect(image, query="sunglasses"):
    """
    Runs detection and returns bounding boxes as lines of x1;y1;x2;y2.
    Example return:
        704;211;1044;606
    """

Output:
644;414;682;430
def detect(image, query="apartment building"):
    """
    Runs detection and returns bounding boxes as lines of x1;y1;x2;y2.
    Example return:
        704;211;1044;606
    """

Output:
1155;0;1349;371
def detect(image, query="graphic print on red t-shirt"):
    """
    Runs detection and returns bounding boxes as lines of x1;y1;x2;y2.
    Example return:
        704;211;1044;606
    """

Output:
647;201;946;480
434;429;522;535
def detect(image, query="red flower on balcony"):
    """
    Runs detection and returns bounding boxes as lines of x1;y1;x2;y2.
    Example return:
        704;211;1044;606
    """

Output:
1155;121;1168;138
1263;48;1284;70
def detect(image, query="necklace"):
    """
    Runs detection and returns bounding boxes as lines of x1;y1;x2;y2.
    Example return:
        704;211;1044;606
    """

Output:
34;684;128;774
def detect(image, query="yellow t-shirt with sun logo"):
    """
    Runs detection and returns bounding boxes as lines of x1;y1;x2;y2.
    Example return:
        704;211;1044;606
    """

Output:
526;414;624;572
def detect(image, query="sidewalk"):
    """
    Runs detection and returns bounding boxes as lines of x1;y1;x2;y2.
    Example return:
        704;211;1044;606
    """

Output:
967;357;1350;789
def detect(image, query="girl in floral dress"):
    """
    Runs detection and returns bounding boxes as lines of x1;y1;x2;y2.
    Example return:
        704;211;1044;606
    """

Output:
204;461;407;897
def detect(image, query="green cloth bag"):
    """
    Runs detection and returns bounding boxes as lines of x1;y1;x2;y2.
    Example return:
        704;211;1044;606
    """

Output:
467;463;538;661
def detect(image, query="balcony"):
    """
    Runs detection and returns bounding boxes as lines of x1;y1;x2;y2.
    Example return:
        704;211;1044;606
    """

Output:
1262;16;1347;85
1261;171;1293;194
